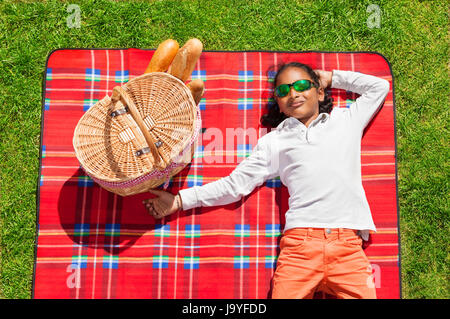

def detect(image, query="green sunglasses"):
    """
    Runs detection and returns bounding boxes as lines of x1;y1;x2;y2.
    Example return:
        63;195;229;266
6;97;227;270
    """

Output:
274;79;318;97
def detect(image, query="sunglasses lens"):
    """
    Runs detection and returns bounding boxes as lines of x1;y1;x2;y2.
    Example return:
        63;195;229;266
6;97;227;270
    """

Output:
276;84;290;97
275;80;315;97
293;80;311;92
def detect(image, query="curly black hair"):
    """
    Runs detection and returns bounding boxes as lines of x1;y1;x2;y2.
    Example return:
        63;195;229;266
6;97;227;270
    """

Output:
260;62;334;128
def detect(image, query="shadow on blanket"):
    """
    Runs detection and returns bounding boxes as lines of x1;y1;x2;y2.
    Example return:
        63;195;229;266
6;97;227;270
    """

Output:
57;171;145;253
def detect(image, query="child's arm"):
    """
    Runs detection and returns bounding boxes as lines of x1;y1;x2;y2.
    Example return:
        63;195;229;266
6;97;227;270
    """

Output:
178;133;278;210
143;134;277;219
331;70;390;130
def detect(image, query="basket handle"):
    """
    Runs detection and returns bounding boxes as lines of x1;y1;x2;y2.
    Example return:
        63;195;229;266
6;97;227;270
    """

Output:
111;86;167;169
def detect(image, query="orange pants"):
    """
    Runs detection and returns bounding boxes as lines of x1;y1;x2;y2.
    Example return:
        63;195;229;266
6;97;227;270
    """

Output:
272;228;376;299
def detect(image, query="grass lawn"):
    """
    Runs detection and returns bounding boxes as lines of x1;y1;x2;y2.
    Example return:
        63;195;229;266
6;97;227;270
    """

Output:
0;0;448;299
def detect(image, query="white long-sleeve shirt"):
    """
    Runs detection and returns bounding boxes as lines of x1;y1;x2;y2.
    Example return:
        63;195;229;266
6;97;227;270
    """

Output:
179;70;390;240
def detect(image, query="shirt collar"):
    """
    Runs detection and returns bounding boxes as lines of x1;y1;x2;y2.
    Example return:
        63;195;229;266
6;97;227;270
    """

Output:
276;112;329;131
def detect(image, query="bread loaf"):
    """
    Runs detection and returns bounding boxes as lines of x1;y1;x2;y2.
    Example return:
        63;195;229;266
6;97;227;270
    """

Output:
186;79;205;105
169;38;203;82
145;39;179;73
168;46;188;80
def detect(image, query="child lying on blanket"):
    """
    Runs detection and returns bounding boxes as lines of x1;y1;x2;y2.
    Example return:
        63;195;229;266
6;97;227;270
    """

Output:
143;62;390;299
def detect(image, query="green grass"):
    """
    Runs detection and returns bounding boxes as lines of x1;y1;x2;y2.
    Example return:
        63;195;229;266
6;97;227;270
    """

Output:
0;0;448;299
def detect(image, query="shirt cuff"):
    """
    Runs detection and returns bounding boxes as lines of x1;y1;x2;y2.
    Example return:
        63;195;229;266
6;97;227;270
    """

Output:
178;187;200;210
330;69;349;90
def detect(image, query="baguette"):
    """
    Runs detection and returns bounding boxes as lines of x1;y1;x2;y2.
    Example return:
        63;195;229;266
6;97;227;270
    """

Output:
168;45;188;80
186;79;205;105
145;39;179;73
169;38;203;82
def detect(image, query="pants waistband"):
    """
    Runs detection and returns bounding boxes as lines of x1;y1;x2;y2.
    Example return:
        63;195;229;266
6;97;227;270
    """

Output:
283;228;359;239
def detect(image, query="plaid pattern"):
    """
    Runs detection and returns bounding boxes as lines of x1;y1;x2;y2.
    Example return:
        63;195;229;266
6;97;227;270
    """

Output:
34;49;400;299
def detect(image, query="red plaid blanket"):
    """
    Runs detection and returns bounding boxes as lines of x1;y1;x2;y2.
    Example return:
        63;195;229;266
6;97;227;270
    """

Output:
33;49;400;299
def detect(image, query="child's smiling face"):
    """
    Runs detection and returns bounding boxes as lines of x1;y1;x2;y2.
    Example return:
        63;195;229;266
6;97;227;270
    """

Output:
274;67;325;127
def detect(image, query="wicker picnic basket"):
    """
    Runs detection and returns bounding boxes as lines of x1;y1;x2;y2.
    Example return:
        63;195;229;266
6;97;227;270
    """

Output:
72;71;201;196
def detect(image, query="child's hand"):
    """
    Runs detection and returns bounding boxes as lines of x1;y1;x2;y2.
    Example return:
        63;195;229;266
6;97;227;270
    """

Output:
143;189;182;219
314;70;333;89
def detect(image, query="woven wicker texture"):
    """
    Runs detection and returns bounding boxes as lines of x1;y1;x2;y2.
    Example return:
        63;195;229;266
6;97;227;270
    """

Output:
73;72;199;196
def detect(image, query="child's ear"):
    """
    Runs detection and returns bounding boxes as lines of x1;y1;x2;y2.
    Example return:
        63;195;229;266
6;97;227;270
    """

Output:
318;87;325;102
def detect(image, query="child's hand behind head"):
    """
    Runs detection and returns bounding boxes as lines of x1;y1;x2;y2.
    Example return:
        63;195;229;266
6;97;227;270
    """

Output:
313;70;333;89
